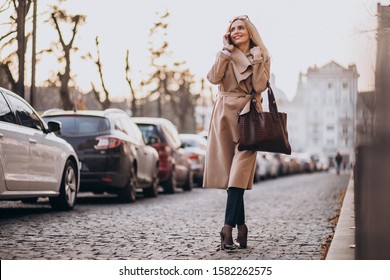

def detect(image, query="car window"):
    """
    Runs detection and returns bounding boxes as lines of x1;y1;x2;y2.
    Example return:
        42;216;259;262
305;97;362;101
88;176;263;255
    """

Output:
0;92;16;124
43;116;110;135
137;124;163;142
6;93;44;131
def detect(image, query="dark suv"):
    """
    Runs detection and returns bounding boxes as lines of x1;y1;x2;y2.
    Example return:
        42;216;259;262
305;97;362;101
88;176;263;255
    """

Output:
132;117;192;193
43;109;159;202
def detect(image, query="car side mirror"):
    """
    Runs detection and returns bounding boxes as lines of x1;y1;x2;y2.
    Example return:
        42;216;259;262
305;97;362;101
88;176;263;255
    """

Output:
147;135;159;145
47;121;61;133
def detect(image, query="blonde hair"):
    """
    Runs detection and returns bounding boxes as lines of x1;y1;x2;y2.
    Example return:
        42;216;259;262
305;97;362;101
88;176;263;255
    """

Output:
227;17;270;59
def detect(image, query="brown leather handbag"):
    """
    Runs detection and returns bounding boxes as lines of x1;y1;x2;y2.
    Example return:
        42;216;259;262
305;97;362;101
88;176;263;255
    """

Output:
237;82;292;154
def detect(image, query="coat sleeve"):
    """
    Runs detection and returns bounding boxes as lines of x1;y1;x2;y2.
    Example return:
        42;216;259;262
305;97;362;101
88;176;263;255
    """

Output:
252;54;270;93
207;51;232;85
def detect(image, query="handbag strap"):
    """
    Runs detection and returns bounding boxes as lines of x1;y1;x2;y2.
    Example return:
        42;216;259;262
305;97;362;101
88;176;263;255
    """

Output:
251;81;280;121
266;81;280;121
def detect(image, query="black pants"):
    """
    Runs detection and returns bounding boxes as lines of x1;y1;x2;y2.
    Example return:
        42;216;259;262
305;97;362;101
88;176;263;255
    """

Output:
224;187;245;227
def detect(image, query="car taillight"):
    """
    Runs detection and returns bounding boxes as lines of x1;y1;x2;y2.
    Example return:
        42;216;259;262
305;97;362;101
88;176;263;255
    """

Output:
188;154;200;161
94;136;124;150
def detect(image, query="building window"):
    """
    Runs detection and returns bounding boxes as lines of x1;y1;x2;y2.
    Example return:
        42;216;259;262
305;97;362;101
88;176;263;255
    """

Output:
343;125;348;134
343;82;349;89
326;139;335;146
327;125;335;131
327;110;335;117
313;125;319;134
328;82;333;89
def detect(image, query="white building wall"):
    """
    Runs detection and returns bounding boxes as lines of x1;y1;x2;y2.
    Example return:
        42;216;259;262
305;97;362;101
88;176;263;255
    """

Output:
289;61;359;164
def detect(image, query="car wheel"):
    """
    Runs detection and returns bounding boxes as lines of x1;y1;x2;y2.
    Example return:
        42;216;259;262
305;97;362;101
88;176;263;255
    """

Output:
182;170;193;191
162;168;176;194
49;160;78;211
143;173;159;198
118;164;137;203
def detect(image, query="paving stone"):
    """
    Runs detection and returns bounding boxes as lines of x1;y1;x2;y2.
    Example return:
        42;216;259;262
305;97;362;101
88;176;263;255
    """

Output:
0;172;349;260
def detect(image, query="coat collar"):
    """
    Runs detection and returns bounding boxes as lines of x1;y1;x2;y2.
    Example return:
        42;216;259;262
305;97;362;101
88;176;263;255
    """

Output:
231;48;252;93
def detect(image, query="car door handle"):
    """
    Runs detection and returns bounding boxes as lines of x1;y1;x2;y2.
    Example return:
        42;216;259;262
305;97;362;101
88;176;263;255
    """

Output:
29;138;37;144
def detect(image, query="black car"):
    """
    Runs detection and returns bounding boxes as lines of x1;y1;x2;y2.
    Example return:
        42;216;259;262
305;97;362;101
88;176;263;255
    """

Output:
43;109;159;202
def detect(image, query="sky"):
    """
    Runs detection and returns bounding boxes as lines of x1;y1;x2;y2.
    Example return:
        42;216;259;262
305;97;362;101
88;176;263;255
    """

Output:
3;0;385;101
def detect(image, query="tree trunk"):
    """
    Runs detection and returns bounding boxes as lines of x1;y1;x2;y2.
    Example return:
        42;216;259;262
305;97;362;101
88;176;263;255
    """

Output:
16;0;26;98
59;51;73;110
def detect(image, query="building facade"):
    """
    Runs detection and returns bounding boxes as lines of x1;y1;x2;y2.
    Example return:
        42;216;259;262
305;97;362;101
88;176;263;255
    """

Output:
288;61;359;164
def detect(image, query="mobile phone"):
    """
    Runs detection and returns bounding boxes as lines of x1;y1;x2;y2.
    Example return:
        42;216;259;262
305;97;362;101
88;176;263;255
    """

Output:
228;34;233;44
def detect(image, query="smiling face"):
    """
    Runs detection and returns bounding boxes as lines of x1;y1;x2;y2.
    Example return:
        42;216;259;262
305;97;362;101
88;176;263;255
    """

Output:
229;20;251;49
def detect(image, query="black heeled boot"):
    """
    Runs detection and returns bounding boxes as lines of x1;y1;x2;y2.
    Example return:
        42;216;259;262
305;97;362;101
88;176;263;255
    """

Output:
236;224;248;249
220;225;236;250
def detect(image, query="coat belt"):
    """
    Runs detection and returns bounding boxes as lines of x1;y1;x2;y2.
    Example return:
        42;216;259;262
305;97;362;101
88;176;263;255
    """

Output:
218;92;251;98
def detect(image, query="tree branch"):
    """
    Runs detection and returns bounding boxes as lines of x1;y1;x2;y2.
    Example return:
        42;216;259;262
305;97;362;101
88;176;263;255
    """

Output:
94;36;111;108
51;12;66;48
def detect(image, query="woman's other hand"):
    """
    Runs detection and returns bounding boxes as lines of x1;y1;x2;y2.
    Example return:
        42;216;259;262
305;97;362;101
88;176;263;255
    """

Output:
249;46;263;64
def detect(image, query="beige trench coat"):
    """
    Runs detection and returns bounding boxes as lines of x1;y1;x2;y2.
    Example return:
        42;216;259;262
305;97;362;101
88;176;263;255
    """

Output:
203;47;270;190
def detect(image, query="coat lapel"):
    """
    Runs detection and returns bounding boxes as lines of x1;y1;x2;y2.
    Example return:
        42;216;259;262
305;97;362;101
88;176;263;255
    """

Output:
231;48;252;93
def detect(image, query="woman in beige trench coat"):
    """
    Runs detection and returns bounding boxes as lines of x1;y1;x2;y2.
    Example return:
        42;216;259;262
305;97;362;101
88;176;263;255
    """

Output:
203;15;270;250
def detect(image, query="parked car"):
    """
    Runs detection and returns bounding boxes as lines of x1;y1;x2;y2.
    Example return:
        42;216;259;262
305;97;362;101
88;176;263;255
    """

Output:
266;153;280;178
42;109;159;202
312;153;330;171
254;152;268;182
289;155;304;174
276;153;291;176
0;87;80;210
132;117;192;193
294;152;316;173
179;134;207;186
197;130;208;140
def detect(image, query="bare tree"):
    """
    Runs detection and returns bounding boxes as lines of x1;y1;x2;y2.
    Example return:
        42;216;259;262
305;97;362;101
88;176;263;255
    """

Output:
125;49;138;116
141;10;199;132
141;10;171;117
0;0;32;97
167;69;200;133
49;4;85;109
15;0;32;98
89;36;111;109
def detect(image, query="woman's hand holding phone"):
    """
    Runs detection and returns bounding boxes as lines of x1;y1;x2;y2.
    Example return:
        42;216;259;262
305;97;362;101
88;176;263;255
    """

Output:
222;32;234;52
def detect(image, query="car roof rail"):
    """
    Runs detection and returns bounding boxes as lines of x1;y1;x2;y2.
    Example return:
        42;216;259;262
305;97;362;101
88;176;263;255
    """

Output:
41;108;65;117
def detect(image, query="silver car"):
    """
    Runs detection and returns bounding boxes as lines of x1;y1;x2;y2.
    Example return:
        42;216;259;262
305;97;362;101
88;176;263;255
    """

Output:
179;133;207;186
0;88;80;210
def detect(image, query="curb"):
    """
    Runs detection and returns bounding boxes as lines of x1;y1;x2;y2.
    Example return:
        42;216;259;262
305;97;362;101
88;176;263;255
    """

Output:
326;172;355;260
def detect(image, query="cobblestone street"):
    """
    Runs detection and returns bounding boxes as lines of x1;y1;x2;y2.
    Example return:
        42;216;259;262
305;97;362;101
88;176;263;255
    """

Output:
0;172;350;260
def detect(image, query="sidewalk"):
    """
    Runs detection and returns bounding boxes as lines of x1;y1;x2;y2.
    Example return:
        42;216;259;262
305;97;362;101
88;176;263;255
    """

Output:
326;172;355;260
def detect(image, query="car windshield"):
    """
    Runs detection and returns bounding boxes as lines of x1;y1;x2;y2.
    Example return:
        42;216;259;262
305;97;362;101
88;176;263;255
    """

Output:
43;116;110;136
